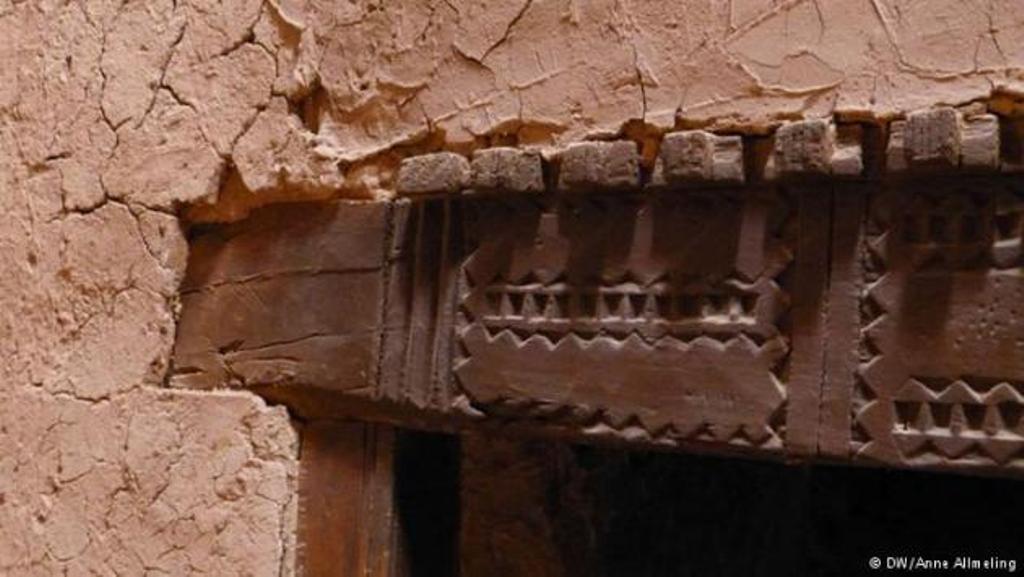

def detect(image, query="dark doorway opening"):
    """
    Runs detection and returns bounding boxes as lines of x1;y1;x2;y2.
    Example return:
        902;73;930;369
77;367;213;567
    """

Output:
400;434;1023;577
395;431;461;577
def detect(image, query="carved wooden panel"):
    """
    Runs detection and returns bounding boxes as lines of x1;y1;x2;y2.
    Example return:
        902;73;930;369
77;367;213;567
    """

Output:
378;199;462;412
853;177;1024;474
171;173;1024;475
452;189;826;455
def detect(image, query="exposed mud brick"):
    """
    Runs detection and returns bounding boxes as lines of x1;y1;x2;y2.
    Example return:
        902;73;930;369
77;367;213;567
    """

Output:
852;176;1024;475
397;152;471;196
654;131;744;186
710;136;746;183
773;119;834;176
904;107;961;168
886;120;909;172
469;147;545;195
171;201;390;393
557;141;640;192
830;124;865;177
961;114;1000;170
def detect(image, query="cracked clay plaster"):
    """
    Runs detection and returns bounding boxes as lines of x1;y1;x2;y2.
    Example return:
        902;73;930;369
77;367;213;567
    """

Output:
202;0;1024;221
1;3;299;575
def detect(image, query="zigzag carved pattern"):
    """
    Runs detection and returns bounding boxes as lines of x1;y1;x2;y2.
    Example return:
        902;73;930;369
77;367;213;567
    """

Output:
483;283;757;323
471;279;784;343
892;378;1024;464
456;193;795;448
851;202;888;450
854;184;1024;464
474;397;786;450
454;326;787;449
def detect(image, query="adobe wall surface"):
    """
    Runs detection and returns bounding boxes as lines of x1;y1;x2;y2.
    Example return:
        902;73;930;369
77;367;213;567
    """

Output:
1;0;1022;574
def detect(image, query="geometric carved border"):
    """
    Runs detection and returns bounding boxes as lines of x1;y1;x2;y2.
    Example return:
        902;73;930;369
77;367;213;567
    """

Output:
453;188;824;455
853;177;1024;474
169;169;1024;478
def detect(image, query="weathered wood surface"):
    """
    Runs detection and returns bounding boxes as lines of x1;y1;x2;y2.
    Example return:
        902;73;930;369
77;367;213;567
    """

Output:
852;178;1024;475
173;201;390;394
454;189;811;457
171;113;1024;476
172;188;821;457
298;422;404;577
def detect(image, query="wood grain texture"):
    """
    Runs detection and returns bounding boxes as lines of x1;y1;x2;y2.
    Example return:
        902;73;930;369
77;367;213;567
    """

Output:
785;187;831;456
298;422;403;577
172;173;1024;477
819;184;867;458
172;201;390;392
454;190;805;455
